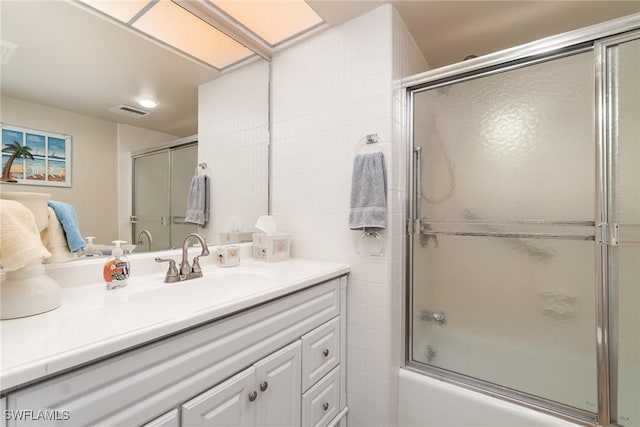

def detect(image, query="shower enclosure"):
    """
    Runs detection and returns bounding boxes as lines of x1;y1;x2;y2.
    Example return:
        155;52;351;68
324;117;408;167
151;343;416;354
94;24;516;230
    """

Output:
131;142;198;251
406;16;639;427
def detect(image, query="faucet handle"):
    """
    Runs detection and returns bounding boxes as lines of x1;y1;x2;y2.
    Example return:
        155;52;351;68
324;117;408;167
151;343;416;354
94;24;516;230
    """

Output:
155;257;180;283
191;256;204;277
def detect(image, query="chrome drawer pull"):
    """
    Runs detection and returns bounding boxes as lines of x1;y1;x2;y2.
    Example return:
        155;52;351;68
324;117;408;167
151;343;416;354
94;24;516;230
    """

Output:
248;391;258;402
260;381;269;392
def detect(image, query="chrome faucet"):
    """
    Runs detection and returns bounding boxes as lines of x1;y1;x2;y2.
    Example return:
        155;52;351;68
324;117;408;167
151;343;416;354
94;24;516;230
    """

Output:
155;233;210;283
136;229;153;252
180;233;210;280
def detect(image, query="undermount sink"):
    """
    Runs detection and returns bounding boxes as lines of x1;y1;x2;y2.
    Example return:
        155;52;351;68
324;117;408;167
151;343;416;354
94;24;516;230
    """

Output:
126;270;274;306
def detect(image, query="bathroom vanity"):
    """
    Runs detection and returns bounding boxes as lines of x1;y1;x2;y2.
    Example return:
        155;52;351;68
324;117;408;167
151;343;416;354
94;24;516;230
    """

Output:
0;257;349;427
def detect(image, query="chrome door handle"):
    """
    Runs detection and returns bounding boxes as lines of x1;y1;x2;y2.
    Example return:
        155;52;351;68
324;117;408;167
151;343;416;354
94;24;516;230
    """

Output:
414;147;423;232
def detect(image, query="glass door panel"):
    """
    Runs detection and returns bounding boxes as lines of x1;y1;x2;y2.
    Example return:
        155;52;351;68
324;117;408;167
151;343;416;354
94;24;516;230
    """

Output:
411;51;598;412
413;234;597;409
414;53;595;223
606;35;640;427
132;151;170;252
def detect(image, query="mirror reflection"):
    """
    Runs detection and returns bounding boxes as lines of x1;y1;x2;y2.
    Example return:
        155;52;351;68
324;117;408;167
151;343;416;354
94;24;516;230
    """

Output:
0;0;269;257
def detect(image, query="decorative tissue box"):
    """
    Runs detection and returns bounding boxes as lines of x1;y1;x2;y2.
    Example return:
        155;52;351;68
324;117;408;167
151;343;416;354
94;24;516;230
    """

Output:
252;233;290;262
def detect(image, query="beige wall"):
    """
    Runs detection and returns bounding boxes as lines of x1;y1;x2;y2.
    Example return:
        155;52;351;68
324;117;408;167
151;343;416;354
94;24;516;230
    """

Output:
1;96;118;243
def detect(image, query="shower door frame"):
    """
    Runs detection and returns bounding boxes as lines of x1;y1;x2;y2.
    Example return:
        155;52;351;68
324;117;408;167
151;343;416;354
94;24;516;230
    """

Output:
404;14;640;427
131;140;198;251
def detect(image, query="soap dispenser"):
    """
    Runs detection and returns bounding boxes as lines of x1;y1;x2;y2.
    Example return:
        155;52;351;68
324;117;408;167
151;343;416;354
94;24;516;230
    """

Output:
103;240;130;290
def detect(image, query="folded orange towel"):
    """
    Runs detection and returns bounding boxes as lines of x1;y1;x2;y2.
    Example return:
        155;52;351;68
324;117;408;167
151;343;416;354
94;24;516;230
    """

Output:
0;199;51;271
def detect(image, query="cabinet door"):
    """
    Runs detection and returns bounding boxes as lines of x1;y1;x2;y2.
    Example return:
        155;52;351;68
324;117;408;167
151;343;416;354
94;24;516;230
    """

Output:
182;366;256;427
254;341;302;427
142;409;179;427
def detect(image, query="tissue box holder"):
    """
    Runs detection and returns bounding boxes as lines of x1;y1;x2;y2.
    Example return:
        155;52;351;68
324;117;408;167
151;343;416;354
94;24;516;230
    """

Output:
252;233;290;262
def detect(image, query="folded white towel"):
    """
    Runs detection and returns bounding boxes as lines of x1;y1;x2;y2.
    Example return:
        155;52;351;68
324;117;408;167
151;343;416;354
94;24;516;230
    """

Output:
185;175;210;226
349;152;388;230
0;199;51;271
41;207;76;264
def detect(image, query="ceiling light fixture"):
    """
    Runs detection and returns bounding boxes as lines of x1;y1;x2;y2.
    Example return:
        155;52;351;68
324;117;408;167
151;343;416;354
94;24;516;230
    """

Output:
210;0;323;46
136;97;159;109
76;0;327;71
133;1;253;68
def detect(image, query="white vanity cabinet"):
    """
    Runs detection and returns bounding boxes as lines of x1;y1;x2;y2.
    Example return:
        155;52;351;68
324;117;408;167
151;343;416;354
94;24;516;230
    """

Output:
4;276;347;427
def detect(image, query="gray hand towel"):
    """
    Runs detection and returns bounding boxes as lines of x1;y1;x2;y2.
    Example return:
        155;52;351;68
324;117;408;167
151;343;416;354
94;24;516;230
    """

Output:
349;152;387;230
185;175;210;226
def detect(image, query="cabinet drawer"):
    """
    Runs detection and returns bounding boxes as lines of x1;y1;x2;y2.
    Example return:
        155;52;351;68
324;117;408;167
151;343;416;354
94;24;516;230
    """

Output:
141;409;179;427
301;317;340;391
301;366;340;427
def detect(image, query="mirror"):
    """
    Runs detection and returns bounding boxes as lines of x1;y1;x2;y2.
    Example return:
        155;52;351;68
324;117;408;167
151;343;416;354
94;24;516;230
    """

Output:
0;1;269;255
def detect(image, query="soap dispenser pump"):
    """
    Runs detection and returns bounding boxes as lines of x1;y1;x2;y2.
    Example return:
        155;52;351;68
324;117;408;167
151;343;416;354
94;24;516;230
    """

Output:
103;240;130;290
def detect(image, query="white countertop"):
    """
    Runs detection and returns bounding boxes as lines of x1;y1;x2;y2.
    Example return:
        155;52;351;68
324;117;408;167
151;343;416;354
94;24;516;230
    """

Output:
0;257;349;392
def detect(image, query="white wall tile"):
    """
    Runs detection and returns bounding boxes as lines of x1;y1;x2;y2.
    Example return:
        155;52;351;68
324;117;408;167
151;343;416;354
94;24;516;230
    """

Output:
198;59;270;243
270;4;427;427
348;324;392;356
349;394;392;427
348;279;396;309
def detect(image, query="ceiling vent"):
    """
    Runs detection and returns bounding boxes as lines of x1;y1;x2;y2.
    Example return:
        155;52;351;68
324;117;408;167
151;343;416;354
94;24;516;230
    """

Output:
109;104;151;118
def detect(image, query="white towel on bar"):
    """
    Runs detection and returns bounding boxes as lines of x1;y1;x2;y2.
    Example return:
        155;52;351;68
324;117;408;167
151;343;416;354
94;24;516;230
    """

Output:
349;152;387;230
185;175;210;226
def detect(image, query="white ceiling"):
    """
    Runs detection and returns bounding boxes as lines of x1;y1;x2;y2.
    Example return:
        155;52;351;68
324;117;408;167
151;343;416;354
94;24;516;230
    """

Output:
308;1;640;68
1;1;638;137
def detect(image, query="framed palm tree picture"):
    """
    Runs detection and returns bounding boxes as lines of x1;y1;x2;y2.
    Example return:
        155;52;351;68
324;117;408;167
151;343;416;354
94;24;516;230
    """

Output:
1;124;72;187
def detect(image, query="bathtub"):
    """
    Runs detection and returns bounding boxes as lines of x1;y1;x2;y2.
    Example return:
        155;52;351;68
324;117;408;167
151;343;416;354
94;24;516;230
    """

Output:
398;369;582;427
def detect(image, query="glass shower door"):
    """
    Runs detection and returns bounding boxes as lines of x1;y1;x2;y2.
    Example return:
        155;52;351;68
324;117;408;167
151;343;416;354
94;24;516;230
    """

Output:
409;50;598;414
132;150;170;251
603;33;640;427
132;143;198;252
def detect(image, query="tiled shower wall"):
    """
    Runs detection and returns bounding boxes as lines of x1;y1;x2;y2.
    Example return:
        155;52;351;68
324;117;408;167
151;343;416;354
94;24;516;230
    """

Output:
271;5;427;426
198;59;270;244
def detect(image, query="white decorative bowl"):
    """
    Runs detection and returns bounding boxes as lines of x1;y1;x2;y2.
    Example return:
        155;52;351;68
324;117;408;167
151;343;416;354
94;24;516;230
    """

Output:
0;262;61;319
